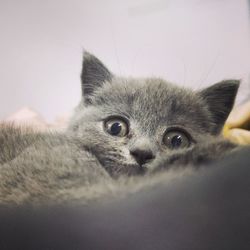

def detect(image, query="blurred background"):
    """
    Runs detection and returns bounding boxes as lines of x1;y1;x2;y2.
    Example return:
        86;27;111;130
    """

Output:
0;0;250;122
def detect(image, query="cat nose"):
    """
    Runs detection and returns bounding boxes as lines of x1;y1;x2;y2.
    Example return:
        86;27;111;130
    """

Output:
130;148;155;165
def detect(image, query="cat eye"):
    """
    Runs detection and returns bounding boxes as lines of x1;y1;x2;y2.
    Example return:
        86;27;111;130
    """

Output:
163;129;190;149
104;118;129;137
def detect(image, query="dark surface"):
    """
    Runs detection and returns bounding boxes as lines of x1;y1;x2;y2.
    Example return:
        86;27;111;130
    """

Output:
0;147;249;250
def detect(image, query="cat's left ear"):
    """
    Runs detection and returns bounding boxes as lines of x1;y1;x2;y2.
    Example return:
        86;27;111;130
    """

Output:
199;79;240;133
81;51;113;104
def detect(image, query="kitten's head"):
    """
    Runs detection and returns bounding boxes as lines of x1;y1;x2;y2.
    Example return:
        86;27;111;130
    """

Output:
69;52;239;176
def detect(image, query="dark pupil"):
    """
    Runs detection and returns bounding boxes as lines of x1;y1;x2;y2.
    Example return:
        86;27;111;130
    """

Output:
110;122;122;135
171;135;182;148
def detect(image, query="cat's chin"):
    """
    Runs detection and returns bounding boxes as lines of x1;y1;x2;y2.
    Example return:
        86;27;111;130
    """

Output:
106;163;146;178
125;163;148;176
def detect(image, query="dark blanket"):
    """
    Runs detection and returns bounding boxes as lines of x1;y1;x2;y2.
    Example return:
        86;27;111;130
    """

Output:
0;147;249;250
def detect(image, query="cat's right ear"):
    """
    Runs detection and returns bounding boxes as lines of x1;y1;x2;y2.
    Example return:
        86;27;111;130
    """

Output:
81;51;113;105
199;79;240;134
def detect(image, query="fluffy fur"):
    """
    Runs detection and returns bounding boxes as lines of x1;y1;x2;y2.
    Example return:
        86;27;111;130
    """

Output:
0;52;240;205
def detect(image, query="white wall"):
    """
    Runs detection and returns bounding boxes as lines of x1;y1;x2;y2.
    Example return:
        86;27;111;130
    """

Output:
0;0;250;121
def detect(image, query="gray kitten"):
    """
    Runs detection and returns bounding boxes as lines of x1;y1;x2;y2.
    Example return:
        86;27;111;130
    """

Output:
0;52;239;205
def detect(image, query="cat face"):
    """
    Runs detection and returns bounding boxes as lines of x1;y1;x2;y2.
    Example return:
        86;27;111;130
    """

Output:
68;52;239;177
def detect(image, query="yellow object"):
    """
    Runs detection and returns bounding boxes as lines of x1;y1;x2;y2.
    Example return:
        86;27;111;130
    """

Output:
223;101;250;145
222;124;230;137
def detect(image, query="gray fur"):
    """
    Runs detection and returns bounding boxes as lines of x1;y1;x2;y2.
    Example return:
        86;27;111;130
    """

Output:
0;52;240;205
